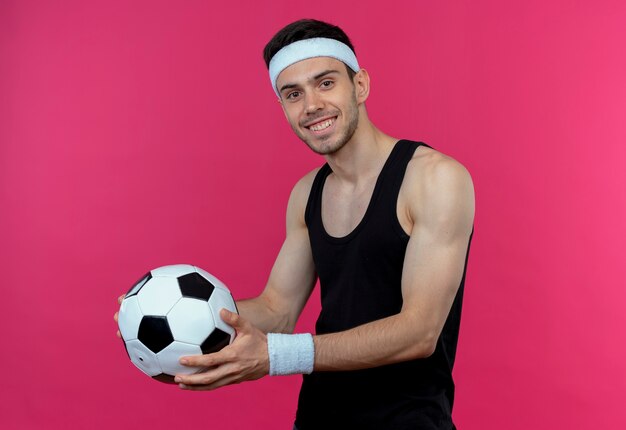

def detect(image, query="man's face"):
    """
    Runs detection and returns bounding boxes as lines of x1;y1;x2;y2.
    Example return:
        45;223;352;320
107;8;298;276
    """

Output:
275;57;361;155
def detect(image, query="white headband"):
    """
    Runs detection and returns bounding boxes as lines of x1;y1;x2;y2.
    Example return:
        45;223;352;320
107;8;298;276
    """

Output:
268;37;360;97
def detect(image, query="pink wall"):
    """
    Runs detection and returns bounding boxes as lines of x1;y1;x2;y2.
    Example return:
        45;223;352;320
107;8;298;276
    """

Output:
1;1;625;428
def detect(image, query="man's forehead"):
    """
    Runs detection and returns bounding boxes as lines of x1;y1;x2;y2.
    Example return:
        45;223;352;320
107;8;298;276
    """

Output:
276;57;347;87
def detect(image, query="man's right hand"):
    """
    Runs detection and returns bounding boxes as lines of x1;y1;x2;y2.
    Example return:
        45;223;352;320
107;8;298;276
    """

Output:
114;294;125;339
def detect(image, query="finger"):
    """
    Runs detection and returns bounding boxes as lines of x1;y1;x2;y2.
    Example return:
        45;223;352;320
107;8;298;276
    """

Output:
179;352;222;368
220;308;245;329
176;362;239;389
175;366;219;386
178;373;240;391
117;294;125;305
114;311;121;338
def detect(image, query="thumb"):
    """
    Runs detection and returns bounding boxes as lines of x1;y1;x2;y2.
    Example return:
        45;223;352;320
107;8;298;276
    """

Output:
220;308;244;328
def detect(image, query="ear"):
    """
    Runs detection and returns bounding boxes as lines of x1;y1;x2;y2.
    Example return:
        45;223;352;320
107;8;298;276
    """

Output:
353;68;370;104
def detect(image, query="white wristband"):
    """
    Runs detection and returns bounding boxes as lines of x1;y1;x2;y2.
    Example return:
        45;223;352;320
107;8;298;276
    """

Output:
267;333;315;376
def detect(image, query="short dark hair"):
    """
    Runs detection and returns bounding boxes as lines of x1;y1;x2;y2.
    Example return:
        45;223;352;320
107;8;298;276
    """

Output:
263;19;357;79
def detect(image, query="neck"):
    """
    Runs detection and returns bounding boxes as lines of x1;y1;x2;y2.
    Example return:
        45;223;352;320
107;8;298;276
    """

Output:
324;117;398;185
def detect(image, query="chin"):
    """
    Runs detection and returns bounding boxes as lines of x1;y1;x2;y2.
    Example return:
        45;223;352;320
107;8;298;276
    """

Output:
306;138;348;155
300;127;356;155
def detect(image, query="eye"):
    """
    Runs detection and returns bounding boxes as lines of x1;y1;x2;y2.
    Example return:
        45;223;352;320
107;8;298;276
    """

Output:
286;91;301;100
320;80;334;88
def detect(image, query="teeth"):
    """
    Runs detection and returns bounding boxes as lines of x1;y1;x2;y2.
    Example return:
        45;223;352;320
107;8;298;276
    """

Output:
309;118;334;131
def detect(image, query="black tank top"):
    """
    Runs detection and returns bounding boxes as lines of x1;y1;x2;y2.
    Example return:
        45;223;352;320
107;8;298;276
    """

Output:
296;140;474;430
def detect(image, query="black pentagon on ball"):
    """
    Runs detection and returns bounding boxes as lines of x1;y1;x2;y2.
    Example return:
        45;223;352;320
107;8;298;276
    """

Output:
126;272;152;298
138;316;173;353
177;272;215;301
201;328;231;354
152;374;177;384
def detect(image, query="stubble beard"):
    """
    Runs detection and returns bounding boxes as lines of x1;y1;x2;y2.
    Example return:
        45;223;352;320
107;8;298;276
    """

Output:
294;93;360;156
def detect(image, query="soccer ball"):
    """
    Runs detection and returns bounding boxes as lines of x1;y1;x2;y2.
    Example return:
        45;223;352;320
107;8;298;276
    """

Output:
117;264;238;383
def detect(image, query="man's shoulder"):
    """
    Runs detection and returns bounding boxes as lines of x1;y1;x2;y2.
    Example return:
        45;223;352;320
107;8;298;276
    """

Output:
406;143;472;188
291;166;323;199
286;166;325;220
402;143;475;224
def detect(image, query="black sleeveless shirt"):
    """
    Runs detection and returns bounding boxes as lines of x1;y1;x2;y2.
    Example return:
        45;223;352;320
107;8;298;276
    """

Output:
296;140;474;430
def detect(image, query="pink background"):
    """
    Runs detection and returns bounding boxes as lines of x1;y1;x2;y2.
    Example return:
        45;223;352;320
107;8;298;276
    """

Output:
1;1;625;428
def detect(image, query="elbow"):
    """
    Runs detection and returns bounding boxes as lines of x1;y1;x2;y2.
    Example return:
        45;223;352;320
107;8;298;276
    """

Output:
411;331;438;359
419;338;437;358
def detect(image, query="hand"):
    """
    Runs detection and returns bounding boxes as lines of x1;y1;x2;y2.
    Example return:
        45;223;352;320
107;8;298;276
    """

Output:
113;294;125;338
175;309;269;391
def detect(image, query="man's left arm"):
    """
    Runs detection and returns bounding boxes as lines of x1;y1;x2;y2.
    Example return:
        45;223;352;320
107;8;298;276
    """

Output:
313;157;475;370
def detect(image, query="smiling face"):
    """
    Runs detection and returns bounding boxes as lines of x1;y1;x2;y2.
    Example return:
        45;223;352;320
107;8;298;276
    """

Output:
276;57;366;155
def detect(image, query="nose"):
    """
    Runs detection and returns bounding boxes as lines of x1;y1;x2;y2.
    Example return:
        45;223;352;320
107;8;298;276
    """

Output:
304;90;324;115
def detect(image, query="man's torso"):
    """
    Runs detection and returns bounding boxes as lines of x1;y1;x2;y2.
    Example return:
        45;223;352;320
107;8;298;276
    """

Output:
296;140;464;430
320;143;443;238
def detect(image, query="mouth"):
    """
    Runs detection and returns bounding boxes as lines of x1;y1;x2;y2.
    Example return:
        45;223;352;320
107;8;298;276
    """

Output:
304;116;337;134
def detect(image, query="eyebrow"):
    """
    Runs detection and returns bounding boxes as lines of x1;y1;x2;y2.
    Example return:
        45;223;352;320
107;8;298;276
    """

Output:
279;69;340;94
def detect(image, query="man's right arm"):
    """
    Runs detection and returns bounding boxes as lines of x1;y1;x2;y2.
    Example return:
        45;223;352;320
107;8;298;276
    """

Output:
236;170;319;334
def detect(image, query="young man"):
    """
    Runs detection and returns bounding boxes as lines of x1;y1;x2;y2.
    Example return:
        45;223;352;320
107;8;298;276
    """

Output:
117;19;475;429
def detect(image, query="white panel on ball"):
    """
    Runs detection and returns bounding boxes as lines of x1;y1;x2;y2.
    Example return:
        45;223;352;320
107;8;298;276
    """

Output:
151;264;195;277
126;339;162;376
137;276;182;315
208;287;237;337
157;341;204;376
194;266;230;292
118;295;143;341
167;298;216;345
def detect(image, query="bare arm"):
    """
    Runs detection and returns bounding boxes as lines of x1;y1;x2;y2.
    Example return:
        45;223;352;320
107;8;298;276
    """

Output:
233;170;318;334
175;157;474;389
172;171;319;390
313;156;475;370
